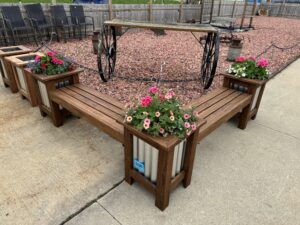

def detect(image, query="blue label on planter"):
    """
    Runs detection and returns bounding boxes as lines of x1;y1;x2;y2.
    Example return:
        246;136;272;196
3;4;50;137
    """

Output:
134;159;145;174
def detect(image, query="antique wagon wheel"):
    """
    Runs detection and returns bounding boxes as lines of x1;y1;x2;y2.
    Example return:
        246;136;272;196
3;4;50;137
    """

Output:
200;32;220;89
97;25;117;82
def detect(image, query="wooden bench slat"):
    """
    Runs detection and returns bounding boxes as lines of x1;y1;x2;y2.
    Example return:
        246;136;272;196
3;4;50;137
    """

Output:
200;91;243;119
187;87;229;109
64;85;123;115
73;84;124;109
50;89;124;143
59;87;123;122
194;89;236;113
197;94;251;142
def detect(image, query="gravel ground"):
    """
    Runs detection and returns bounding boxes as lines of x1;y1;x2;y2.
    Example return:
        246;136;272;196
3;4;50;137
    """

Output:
26;17;300;103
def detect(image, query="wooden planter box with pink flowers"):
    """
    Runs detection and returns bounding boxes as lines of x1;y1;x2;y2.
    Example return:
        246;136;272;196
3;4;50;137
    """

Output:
124;86;205;210
25;51;82;122
223;56;270;125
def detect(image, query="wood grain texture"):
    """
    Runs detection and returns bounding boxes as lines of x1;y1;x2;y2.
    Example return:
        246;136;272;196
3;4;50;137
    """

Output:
104;19;217;33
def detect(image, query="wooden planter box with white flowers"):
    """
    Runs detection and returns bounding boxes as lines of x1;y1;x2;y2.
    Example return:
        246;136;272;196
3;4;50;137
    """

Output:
123;87;205;211
223;56;270;125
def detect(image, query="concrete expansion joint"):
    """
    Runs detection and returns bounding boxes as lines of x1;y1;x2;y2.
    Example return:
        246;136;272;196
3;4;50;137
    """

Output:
98;202;123;225
59;178;125;225
254;122;300;140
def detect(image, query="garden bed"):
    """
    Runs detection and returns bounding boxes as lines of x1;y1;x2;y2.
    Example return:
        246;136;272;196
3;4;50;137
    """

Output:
26;17;300;103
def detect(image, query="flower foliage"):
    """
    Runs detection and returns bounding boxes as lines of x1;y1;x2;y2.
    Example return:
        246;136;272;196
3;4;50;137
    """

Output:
125;87;198;139
227;56;269;80
31;51;74;75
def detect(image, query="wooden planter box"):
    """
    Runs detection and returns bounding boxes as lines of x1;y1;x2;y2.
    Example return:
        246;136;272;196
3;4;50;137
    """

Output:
124;120;205;211
5;52;44;107
25;68;83;124
0;46;31;93
222;73;268;125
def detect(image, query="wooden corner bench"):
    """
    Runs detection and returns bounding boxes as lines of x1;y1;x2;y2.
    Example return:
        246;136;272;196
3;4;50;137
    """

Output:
39;73;254;210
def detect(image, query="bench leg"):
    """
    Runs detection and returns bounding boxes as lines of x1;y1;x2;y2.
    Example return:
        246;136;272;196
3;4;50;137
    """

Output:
124;129;134;185
155;149;174;211
238;104;251;130
50;100;63;127
183;132;198;188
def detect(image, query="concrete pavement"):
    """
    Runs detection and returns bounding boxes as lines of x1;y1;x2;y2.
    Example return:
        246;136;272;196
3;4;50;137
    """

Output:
0;59;299;225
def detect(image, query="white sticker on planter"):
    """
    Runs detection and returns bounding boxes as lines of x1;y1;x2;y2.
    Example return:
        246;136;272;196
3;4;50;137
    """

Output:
38;81;50;108
16;67;26;91
144;143;151;178
150;147;159;183
251;86;261;111
0;59;8;78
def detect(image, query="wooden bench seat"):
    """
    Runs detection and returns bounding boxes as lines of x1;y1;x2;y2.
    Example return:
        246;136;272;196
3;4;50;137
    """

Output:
49;83;251;147
49;84;124;144
188;87;252;142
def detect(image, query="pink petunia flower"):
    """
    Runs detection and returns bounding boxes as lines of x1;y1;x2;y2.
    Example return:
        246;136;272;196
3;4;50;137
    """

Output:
159;93;165;102
257;58;268;67
144;123;150;130
144;118;151;125
155;111;160;117
126;116;132;122
165;90;175;100
183;113;190;120
149;86;159;94
57;59;64;65
184;122;190;128
47;51;55;57
35;55;41;62
191;123;197;131
235;56;246;62
140;95;153;107
159;128;164;134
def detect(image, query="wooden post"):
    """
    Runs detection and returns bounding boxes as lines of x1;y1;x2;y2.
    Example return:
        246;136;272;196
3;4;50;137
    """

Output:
155;148;174;210
277;0;285;17
182;131;199;187
218;0;222;17
200;0;204;23
231;0;236;18
240;0;248;29
178;0;184;23
108;0;113;20
148;0;153;22
209;0;215;23
249;0;257;28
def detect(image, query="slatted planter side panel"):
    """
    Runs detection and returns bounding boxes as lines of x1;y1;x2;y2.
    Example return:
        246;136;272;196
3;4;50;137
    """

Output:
133;136;186;183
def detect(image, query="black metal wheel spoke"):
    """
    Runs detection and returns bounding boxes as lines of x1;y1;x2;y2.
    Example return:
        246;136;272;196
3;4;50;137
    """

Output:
98;25;117;82
200;32;220;89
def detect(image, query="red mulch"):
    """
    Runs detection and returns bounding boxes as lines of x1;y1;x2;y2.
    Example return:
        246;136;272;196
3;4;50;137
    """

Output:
26;17;300;103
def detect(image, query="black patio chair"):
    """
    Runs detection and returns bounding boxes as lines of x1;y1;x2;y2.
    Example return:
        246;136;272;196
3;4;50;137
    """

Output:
1;6;37;45
0;18;8;46
24;4;54;41
70;5;94;38
50;5;80;42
